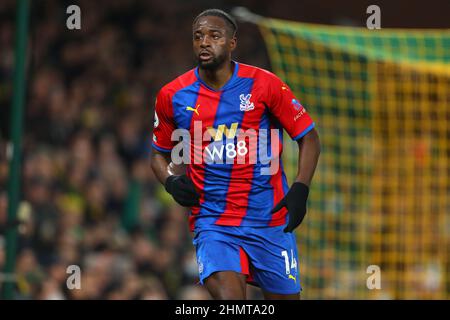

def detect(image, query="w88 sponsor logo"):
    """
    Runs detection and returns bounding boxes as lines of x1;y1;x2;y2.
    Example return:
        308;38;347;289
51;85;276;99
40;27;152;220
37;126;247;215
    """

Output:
205;140;248;164
170;121;280;175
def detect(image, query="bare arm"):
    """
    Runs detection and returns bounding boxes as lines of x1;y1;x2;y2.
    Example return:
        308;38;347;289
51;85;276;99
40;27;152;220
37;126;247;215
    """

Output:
294;128;321;186
150;149;172;185
151;149;187;185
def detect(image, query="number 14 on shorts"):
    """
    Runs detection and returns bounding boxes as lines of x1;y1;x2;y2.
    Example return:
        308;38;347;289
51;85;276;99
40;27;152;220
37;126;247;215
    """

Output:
281;250;298;278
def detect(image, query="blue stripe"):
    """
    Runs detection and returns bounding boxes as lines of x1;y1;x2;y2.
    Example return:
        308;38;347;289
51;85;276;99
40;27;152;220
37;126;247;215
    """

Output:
172;82;201;130
151;142;172;153
243;110;276;225
292;123;315;140
170;82;201;167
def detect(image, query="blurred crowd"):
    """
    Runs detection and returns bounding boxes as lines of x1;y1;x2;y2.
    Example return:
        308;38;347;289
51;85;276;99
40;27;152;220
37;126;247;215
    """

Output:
0;0;269;299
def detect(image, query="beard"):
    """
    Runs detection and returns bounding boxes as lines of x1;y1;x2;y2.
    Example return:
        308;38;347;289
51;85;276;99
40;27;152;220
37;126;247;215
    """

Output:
196;51;227;70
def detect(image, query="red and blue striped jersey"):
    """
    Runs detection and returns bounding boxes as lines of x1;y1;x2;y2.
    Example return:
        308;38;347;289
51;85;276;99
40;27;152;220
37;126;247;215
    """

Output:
152;62;315;231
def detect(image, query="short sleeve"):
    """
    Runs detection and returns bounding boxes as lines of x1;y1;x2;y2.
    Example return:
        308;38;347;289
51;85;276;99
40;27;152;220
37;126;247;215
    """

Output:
152;88;176;152
267;75;315;140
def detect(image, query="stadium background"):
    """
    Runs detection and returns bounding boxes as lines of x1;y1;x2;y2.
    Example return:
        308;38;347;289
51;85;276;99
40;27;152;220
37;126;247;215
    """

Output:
0;0;449;299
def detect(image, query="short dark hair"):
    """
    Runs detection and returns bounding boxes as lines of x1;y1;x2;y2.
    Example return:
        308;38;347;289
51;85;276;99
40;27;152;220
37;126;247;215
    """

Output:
193;9;238;37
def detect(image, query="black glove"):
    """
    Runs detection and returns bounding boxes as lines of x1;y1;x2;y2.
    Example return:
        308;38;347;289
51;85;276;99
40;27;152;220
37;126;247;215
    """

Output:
271;182;309;233
164;174;200;207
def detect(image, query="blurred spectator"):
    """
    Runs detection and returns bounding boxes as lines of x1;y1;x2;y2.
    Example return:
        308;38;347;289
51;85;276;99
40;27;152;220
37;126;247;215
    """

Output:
0;0;271;299
177;285;211;300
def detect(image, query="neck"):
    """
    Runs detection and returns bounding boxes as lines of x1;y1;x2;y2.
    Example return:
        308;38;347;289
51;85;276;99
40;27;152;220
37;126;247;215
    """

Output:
198;60;234;90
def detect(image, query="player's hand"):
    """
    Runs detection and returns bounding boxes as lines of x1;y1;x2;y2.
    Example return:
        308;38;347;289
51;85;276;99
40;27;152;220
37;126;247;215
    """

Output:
271;182;309;233
164;174;200;207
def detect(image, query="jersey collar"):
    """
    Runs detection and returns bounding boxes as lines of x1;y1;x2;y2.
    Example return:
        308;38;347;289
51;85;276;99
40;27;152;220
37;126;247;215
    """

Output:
195;61;239;92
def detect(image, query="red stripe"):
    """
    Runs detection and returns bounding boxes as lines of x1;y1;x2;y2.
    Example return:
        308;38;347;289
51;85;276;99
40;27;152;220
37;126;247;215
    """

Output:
215;83;261;226
239;247;250;275
269;127;288;226
155;70;197;151
188;85;222;231
292;112;314;138
164;70;197;99
237;63;257;78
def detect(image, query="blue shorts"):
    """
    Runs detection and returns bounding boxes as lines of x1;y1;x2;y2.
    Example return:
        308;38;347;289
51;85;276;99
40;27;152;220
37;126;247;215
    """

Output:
193;224;301;295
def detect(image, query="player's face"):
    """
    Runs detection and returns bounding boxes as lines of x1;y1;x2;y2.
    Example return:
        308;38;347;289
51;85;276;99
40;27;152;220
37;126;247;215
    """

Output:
193;16;236;70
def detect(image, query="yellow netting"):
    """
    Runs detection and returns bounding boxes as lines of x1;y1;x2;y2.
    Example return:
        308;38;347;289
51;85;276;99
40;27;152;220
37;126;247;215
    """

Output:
258;18;450;299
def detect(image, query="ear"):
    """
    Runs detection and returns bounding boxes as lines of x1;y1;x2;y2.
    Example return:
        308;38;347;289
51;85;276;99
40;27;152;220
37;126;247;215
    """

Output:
229;36;237;52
